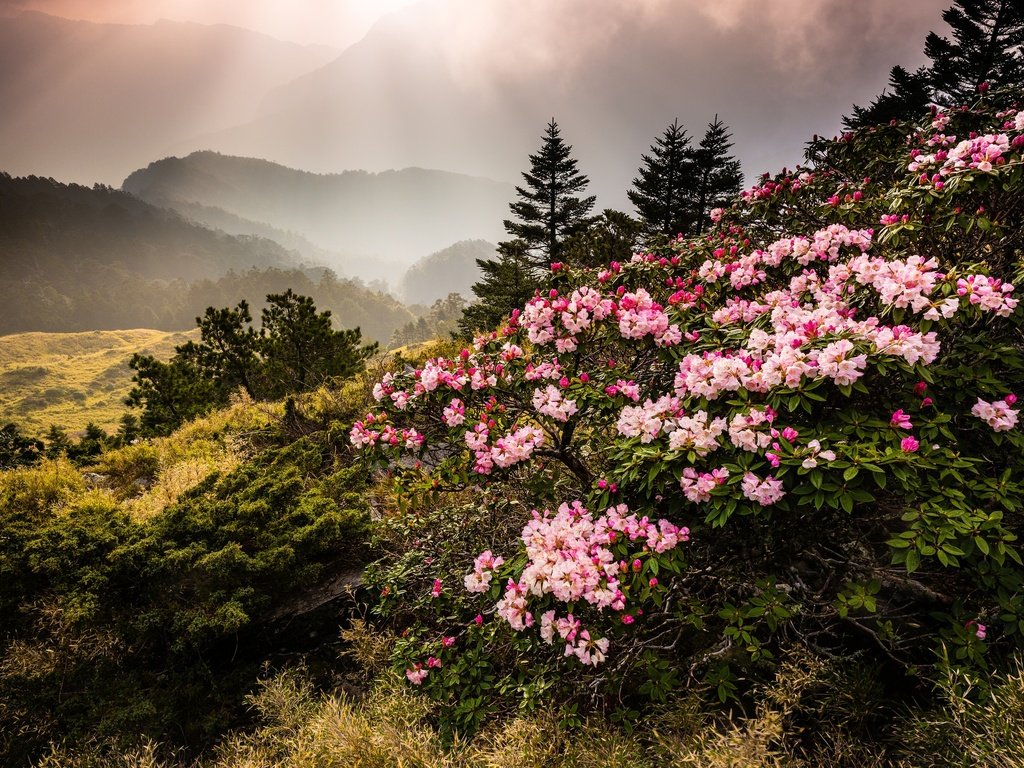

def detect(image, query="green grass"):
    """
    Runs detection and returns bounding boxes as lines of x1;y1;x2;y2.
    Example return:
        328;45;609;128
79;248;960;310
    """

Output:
0;329;196;436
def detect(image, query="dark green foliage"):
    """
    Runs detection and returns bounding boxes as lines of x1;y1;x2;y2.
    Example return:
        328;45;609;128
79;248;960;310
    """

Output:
925;0;1024;104
258;290;377;399
629;119;697;239
846;0;1024;125
503;120;596;269
44;424;71;458
0;423;43;469
630;117;743;239
459;240;540;337
187;301;262;399
690;116;744;233
127;291;377;433
844;66;933;130
126;354;221;436
562;209;643;269
115;414;140;446
0;436;372;765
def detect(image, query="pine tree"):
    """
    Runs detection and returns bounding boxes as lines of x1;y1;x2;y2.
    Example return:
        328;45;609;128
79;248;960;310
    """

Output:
459;240;538;337
628;119;696;239
258;289;377;399
690;117;744;233
844;66;933;129
503;120;596;269
563;209;643;268
925;0;1024;104
186;300;261;399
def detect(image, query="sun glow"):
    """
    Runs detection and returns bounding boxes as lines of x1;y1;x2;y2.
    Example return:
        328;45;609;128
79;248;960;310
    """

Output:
10;0;427;47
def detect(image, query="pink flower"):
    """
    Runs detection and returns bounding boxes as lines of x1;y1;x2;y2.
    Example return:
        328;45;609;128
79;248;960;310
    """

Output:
900;436;920;452
891;409;913;429
622;614;635;625
649;577;659;587
427;656;442;669
976;623;987;640
406;665;428;685
474;614;484;625
442;636;456;647
431;579;443;598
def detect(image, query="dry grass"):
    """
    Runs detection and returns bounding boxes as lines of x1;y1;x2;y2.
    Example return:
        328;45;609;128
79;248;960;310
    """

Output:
0;329;195;435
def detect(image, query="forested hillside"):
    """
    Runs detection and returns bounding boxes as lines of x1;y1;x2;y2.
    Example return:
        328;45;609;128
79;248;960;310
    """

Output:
0;175;414;340
122;152;511;283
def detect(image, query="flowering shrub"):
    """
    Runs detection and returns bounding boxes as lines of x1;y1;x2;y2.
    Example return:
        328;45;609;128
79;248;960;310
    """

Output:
357;93;1024;723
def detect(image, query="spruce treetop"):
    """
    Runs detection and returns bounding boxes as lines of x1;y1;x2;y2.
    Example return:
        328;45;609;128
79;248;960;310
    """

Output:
503;119;596;268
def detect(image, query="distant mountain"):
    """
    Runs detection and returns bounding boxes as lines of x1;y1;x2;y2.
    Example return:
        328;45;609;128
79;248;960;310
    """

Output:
0;11;337;185
122;151;511;283
400;239;495;307
0;174;413;341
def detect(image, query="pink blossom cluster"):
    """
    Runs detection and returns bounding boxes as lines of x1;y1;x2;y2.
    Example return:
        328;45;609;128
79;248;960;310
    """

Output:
540;611;610;666
727;407;777;452
957;275;1019;317
532;384;579;422
667;410;728;456
741;472;786;506
488;501;687;665
464;550;505;593
972;396;1020;432
616;395;682;442
680;467;729;502
349;415;424;450
910;132;1011;179
468;423;546;474
846;253;942;313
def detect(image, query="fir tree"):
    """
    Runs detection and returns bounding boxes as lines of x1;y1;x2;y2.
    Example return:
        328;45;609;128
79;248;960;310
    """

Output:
925;0;1024;104
628;119;696;239
563;209;643;268
690;117;744;233
459;240;538;337
186;300;261;399
844;66;933;129
44;424;71;458
503;120;596;269
258;289;377;399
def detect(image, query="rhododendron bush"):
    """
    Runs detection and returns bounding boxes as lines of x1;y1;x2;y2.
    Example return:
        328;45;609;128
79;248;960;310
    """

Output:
357;95;1024;724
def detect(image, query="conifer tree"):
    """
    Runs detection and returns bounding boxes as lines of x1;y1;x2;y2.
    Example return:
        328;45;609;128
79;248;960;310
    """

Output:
258;289;377;399
628;120;696;239
459;240;538;337
563;209;643;268
925;0;1024;104
844;65;933;129
503;120;596;269
690;117;744;233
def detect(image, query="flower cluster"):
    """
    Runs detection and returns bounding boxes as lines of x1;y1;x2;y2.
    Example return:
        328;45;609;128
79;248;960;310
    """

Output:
488;501;687;664
972;395;1019;432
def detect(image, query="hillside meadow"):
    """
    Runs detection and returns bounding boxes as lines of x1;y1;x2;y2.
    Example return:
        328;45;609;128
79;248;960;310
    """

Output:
0;329;194;434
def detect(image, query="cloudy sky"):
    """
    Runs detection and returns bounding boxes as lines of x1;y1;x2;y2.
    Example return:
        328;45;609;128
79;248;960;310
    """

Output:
2;0;421;47
0;0;952;207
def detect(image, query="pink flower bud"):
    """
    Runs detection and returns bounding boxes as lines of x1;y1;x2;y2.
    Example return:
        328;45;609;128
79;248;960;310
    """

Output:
1006;394;1018;406
622;614;635;625
648;577;658;587
474;614;483;625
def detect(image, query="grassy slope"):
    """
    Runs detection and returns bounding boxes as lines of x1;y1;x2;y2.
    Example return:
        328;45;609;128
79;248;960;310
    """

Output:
0;328;195;435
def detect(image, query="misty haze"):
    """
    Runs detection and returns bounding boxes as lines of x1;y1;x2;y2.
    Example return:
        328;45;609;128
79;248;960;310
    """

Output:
2;1;1024;766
